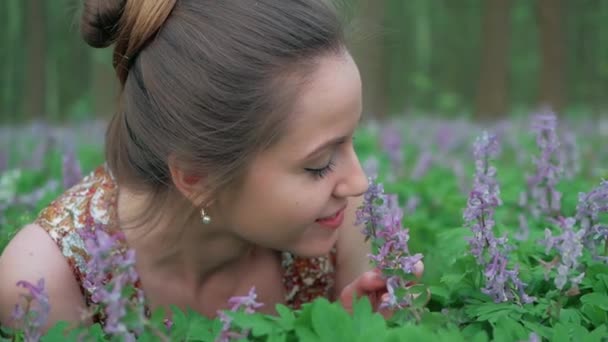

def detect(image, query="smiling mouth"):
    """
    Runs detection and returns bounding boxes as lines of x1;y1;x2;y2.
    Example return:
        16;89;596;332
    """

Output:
315;206;347;229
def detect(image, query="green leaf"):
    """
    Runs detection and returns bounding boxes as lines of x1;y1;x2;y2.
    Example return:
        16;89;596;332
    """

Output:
559;308;582;325
310;298;350;341
352;295;373;335
186;314;217;341
583;324;608;342
41;322;73;342
581;304;608;326
552;323;572;342
169;305;189;340
492;317;528;342
230;311;275;337
266;332;287;342
521;321;554;339
274;303;296;331
428;285;450;304
580;293;608;310
465;302;527;323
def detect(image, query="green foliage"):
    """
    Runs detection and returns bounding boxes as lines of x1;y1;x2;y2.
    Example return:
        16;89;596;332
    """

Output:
1;116;608;341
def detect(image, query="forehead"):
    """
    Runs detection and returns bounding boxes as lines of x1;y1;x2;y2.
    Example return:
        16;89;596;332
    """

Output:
281;53;362;145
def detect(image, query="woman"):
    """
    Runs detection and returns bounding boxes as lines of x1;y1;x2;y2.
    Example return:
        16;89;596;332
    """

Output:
0;0;422;331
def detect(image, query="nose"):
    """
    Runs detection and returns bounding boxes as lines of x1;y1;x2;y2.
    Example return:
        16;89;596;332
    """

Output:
333;147;369;198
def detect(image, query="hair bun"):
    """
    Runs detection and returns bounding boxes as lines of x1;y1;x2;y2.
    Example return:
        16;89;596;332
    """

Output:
80;0;126;48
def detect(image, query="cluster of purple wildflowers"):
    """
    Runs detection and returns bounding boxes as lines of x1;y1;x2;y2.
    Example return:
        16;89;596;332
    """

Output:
78;227;146;341
217;287;264;342
560;130;580;180
464;132;534;304
62;148;83;190
380;124;404;178
539;217;585;290
521;112;564;218
575;180;608;261
356;177;424;309
410;151;433;181
10;279;50;342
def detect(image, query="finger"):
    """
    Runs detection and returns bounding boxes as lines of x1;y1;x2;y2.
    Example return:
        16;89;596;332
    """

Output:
354;271;386;294
378;293;394;319
413;260;424;279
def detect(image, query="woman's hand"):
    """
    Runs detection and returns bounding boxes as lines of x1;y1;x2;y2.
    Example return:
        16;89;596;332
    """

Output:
338;261;424;319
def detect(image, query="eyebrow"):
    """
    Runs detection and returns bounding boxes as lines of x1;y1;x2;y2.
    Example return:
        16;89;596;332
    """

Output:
304;136;349;160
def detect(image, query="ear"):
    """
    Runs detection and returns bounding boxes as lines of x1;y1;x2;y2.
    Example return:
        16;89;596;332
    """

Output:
167;154;207;205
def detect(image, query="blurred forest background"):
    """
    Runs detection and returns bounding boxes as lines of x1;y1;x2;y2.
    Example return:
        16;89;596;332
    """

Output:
1;0;607;124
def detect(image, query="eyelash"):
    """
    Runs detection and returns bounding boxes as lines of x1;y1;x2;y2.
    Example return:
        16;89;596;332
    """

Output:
305;160;336;180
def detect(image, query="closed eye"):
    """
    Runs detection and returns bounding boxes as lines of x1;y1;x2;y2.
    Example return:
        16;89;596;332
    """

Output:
305;160;336;180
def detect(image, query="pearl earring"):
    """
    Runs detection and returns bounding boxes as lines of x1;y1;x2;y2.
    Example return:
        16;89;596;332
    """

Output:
200;208;212;225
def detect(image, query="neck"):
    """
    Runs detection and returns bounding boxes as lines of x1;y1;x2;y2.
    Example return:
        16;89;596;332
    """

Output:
116;186;255;287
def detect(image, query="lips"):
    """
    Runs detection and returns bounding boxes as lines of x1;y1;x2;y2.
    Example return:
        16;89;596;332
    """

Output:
315;205;347;229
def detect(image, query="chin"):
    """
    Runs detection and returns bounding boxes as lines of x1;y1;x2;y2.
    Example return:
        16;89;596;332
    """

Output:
287;234;338;258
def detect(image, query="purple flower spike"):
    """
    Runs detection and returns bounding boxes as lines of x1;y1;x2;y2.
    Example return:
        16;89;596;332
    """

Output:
464;131;534;304
78;227;144;340
356;177;425;309
540;216;586;290
410;151;433;181
12;278;51;342
576;179;608;259
380;124;404;178
355;177;386;240
62;148;83;189
522;111;564;218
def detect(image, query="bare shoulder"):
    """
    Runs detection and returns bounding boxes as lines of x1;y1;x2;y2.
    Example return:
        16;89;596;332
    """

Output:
0;224;88;330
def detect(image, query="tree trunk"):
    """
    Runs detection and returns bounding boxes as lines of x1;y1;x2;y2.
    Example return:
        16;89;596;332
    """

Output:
23;0;46;120
537;0;566;114
351;0;389;119
24;0;46;119
474;0;511;121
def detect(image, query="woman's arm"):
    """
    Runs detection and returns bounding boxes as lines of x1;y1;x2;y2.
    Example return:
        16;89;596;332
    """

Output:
0;224;90;331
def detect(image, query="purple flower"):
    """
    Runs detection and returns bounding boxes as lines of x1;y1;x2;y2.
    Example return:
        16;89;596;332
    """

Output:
560;130;580;179
11;278;50;342
62;148;82;189
380;276;409;310
355;177;386;240
538;217;586;291
380;124;404;177
576;179;608;259
527;332;541;342
464;131;534;304
227;286;264;313
410;151;433;180
79;228;144;340
217;286;264;342
522;111;564;217
356;178;424;309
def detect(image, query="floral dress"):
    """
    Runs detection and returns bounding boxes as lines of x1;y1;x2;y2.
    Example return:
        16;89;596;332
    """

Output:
34;164;337;326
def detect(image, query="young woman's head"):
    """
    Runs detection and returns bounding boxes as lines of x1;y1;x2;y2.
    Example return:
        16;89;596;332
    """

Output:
81;0;367;255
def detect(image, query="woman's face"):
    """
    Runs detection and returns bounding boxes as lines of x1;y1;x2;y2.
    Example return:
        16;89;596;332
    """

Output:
214;52;369;257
